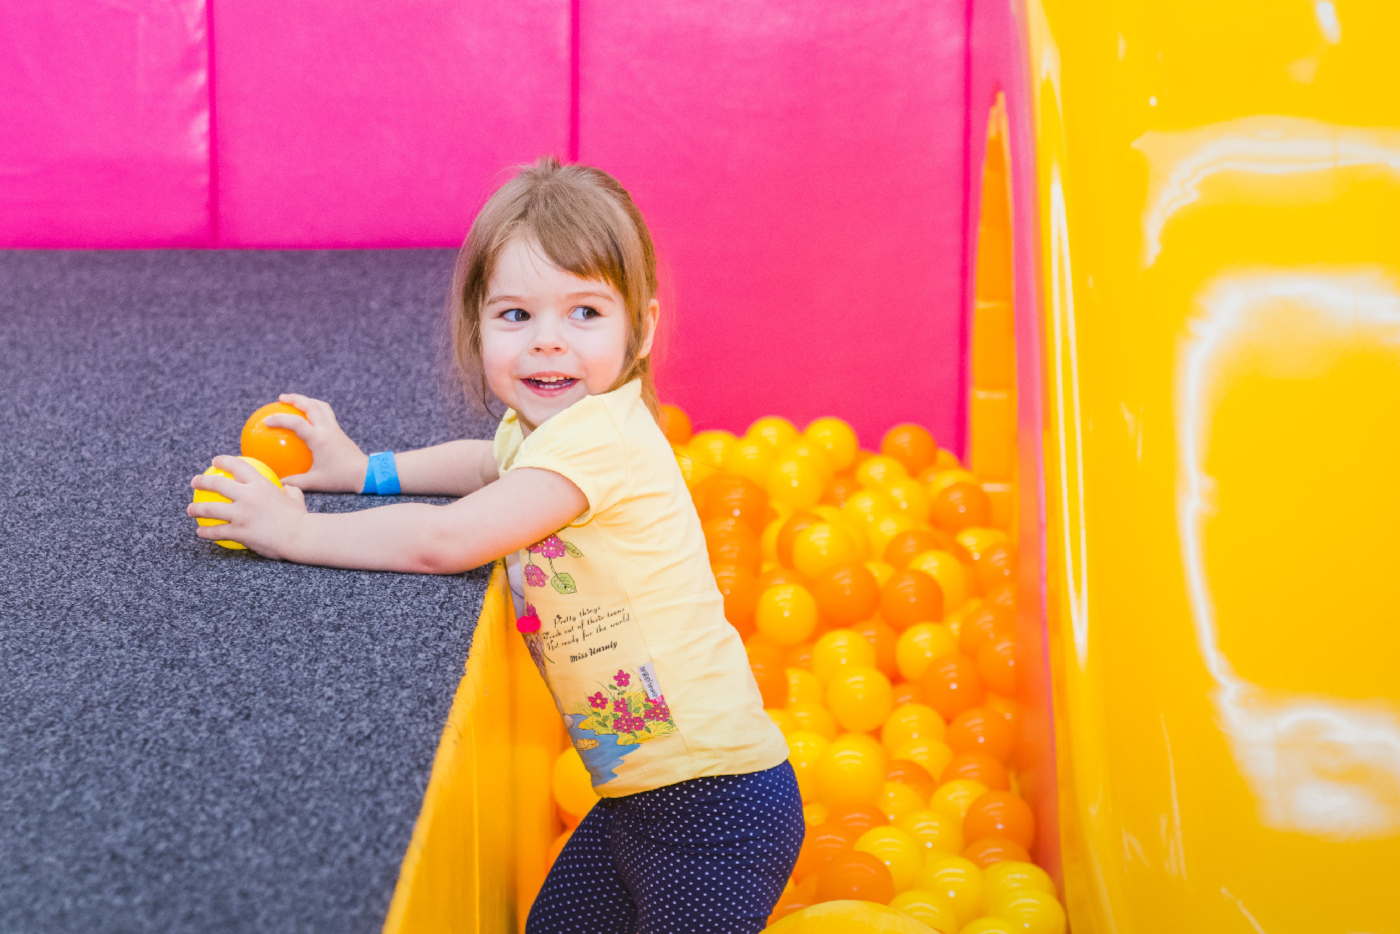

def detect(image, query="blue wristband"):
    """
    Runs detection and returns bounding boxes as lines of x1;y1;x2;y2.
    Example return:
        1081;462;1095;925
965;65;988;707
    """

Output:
363;451;401;495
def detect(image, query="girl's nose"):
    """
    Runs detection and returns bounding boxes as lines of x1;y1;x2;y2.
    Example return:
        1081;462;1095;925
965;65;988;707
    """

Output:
530;317;567;354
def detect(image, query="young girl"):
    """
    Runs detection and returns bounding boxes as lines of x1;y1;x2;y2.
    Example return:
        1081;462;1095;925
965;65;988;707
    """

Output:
187;157;802;933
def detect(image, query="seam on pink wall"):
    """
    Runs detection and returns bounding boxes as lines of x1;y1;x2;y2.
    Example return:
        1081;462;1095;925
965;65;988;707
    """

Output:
206;0;220;246
568;0;581;161
954;0;975;459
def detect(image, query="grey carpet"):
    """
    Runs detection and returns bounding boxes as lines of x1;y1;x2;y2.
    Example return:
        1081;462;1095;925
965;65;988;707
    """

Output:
0;250;501;934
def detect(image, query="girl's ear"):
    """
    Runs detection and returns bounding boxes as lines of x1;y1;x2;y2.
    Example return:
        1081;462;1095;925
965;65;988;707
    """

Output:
638;299;661;359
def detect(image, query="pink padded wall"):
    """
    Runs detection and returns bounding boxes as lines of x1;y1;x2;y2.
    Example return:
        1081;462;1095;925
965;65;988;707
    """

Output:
210;0;570;247
0;0;210;247
577;0;968;448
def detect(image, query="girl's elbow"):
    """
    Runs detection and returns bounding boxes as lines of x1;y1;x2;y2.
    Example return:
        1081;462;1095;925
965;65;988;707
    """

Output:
413;535;486;576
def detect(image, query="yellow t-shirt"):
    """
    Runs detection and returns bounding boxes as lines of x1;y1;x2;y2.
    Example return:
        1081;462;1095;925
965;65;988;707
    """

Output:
493;379;789;796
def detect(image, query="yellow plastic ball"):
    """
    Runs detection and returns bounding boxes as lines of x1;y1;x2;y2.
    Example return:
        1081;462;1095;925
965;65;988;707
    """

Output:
954;527;1010;562
890;889;962;934
689;429;737;470
866;560;896;587
811;628;878;684
917;856;986;925
765;902;934;934
987;889;1067;934
868;512;918;562
725;437;777;485
893;738;954;781
898;808;965;858
755;584;818;646
958;919;1020;934
803;417;860;472
983;861;1056;901
551;747;599;820
881;702;948;754
761;517;785;561
843;488;899;528
825;665;894;733
930;779;991;821
791;522;861;578
856;454;910;488
767;707;798;735
767;456;826;510
908;551;971;611
882;477;931;523
193;457;282;550
787;701;839;740
748;415;800;450
803;801;830;826
880;780;929;825
787;667;826;707
810;506;873;561
895;623;959;681
814;733;888;807
786;730;830;804
778;438;836;481
926;468;979;498
854;825;924;892
674;446;718;490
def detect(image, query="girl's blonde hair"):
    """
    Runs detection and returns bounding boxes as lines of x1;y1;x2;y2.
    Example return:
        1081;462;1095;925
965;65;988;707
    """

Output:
448;156;661;419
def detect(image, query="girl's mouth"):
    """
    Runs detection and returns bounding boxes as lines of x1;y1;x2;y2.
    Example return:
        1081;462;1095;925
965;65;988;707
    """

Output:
523;376;579;397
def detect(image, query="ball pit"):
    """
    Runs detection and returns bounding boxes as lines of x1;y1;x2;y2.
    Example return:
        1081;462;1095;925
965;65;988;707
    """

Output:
544;408;1064;933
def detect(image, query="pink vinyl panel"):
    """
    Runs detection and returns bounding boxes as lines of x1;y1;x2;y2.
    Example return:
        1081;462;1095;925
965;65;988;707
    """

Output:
210;0;571;247
577;0;968;448
0;0;211;247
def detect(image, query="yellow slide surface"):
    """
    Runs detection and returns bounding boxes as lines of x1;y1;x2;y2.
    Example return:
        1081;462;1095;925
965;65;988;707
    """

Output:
1025;0;1400;930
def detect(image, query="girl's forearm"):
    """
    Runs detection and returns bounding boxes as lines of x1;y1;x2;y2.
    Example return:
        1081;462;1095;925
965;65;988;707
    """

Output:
283;502;493;574
393;439;498;497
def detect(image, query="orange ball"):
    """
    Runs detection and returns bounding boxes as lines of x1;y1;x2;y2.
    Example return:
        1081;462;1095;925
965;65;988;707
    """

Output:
959;603;1014;658
815;850;896;905
759;565;810;591
768;875;820;924
885;759;937;800
853;617;899;678
943;752;1010;791
784;640;816;672
826;666;894;733
699;474;770;535
544;828;572;874
977;637;1018;695
985;583;1017;625
879;568;945;630
657;403;693;444
775;511;822;567
975;542;1017;592
920;654;986;720
703;517;762;572
828;802;890;838
947;707;1018;762
890;681;923;707
240;402;313;479
881;424;939;475
963;836;1031;868
930;481;991;532
810;562;881;626
964;791;1037;850
822;474;862;508
711;563;761;638
884;527;956;569
744;635;789;708
793;824;858;881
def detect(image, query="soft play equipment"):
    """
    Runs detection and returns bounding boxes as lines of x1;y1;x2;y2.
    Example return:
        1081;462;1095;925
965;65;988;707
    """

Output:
4;0;1399;932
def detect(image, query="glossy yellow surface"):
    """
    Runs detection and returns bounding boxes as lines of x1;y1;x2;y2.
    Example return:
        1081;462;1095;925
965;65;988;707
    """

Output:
1024;0;1400;929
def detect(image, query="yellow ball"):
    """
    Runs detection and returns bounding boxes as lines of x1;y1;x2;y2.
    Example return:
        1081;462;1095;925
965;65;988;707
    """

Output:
766;707;797;735
551;747;599;819
787;701;839;740
810;506;873;561
804;416;860;472
843;488;899;527
856;454;910;488
825;665;894;733
193;457;282;550
747;415;800;450
761;517;785;561
866;559;896;587
890;889;962;934
755;584;818;646
811;628;878;684
725;437;777;485
987;889;1067;934
814;733;888;807
895;623;959;681
893;738;954;781
898;808;965;858
880;780;929;825
881;702;948;754
767;456;826;509
954;527;1009;561
958;919;1020;934
926;468;978;498
917;856;986;925
765;902;934;934
854;825;924;892
791;522;860;578
908;551;971;611
689;429;737;469
803;801;830;826
983;861;1056;901
930;779;991;821
786;730;830;803
777;437;836;480
786;667;826;707
882;477;931;522
868;512;917;561
674;446;718;490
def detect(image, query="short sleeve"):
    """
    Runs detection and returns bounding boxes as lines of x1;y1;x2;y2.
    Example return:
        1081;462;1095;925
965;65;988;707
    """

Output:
508;396;629;524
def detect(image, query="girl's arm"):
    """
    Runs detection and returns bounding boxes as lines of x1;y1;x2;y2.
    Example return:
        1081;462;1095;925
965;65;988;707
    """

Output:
266;393;500;497
187;456;585;574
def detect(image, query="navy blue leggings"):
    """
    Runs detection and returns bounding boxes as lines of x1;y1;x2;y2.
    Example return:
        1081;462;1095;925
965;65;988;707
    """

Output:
526;761;805;934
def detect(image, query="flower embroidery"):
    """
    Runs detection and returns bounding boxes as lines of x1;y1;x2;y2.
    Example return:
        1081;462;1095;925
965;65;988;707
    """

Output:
570;669;677;747
522;531;583;593
523;564;547;588
588;692;608;709
612;698;628;714
613;670;631;687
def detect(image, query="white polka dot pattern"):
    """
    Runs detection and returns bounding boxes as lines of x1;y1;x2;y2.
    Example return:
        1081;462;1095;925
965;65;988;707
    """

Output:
527;762;805;934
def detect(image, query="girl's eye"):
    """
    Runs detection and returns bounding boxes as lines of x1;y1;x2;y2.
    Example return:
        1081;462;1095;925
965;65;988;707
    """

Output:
502;308;530;322
569;306;601;320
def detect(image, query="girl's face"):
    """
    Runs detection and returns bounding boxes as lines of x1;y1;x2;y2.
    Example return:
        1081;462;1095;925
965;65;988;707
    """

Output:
481;237;656;433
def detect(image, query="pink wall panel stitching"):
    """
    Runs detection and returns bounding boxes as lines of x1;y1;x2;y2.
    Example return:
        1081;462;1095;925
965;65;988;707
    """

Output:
210;0;571;247
577;0;969;448
0;0;211;248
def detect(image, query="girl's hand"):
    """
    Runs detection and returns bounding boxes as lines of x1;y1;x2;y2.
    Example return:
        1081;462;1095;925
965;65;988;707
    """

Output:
187;455;309;558
262;392;370;493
